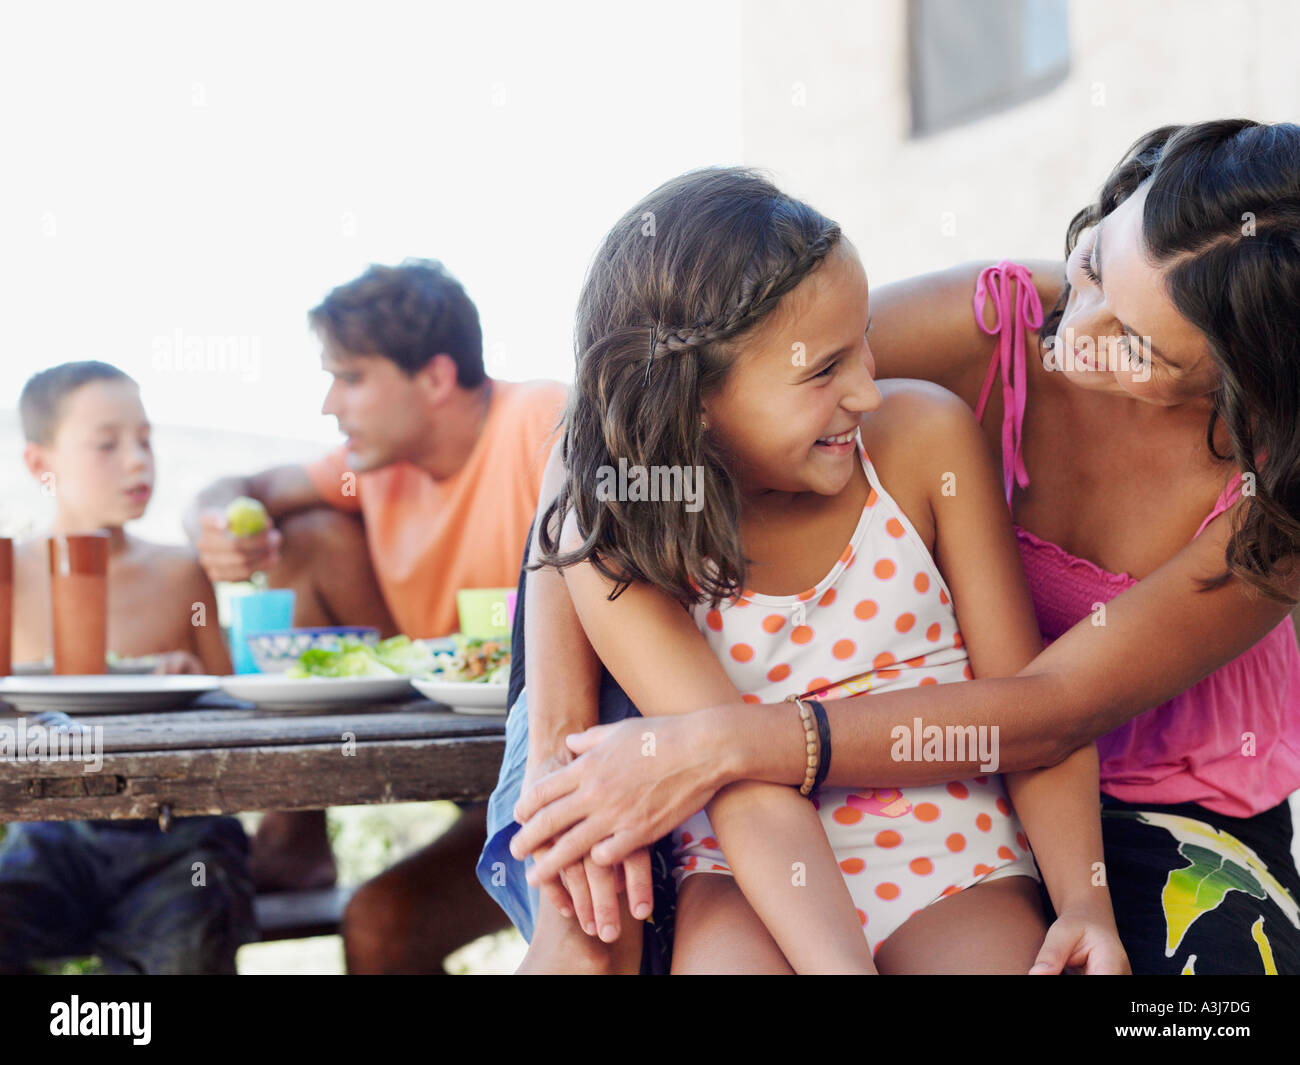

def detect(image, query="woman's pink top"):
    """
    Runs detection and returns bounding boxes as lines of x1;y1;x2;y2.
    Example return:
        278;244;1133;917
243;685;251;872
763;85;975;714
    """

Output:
972;260;1300;818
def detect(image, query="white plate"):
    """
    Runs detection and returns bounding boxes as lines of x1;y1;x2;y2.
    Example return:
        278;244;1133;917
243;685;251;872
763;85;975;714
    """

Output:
219;673;415;709
411;677;509;715
13;658;160;677
0;675;221;714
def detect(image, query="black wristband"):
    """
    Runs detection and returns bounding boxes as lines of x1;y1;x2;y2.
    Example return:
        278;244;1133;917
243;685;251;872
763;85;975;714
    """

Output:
805;698;831;793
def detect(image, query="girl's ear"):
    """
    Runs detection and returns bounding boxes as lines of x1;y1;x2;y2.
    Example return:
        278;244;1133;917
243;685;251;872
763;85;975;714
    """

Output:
23;441;50;481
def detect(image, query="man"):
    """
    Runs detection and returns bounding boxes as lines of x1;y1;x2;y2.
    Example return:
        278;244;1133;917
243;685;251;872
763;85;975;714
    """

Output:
186;258;567;972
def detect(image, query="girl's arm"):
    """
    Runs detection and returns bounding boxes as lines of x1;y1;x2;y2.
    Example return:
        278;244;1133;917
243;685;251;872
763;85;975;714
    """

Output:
553;508;874;973
523;438;655;936
513;394;1299;879
1003;746;1129;973
526;440;602;768
185;559;234;675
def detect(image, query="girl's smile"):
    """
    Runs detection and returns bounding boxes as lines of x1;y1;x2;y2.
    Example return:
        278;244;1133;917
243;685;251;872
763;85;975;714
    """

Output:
813;426;860;456
703;239;882;503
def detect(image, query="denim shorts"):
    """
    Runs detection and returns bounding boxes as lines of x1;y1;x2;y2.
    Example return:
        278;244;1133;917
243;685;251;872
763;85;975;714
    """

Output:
476;688;539;939
476;670;677;973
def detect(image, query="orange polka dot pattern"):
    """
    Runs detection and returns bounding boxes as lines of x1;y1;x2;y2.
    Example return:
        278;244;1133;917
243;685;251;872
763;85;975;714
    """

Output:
690;436;968;705
671;776;1039;957
673;433;1040;956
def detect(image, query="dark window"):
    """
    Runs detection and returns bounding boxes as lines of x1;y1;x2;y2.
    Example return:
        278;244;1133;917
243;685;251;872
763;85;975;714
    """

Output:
909;0;1070;137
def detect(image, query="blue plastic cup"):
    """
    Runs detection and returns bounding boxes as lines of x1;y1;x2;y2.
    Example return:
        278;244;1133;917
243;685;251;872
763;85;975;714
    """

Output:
228;589;296;674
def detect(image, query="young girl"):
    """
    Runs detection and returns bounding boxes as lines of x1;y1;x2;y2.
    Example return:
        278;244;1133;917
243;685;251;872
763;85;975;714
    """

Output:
531;167;1128;973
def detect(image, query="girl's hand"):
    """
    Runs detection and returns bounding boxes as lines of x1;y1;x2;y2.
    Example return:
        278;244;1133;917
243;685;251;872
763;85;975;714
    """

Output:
561;848;655;942
1029;909;1131;974
521;749;655;940
511;711;729;883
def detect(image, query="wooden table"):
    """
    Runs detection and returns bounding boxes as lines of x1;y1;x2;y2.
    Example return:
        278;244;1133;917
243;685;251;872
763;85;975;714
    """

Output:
0;693;507;824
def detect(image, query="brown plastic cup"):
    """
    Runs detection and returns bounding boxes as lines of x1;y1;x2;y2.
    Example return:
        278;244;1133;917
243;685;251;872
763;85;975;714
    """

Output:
0;538;11;677
48;532;110;676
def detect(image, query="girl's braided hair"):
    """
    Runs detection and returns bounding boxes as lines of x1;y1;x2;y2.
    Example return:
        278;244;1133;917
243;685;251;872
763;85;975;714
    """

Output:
535;166;843;608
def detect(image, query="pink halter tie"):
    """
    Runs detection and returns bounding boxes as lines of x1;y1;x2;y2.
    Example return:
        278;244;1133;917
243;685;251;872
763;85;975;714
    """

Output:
973;261;1044;505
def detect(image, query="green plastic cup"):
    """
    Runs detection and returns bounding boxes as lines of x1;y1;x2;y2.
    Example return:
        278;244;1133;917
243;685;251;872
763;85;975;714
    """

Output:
456;588;513;639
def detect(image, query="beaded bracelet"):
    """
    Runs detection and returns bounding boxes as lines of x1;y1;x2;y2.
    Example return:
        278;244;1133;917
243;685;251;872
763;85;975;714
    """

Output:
805;698;832;792
784;694;820;796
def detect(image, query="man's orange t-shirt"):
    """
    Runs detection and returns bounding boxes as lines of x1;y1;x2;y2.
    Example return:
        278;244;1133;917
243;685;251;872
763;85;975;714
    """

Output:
304;379;567;638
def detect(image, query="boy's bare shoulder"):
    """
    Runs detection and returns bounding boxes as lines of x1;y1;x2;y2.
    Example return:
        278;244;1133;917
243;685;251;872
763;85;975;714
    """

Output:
11;539;51;603
13;538;46;568
125;539;215;595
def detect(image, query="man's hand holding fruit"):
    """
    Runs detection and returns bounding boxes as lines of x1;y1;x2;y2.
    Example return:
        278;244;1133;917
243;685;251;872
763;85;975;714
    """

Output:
197;496;282;583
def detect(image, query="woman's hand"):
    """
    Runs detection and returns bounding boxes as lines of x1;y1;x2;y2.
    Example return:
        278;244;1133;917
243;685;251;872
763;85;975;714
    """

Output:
511;710;732;884
519;751;581;918
521;748;656;941
1028;907;1131;974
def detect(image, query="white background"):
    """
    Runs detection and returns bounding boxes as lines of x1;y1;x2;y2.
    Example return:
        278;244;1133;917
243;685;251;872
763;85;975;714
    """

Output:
0;1;744;443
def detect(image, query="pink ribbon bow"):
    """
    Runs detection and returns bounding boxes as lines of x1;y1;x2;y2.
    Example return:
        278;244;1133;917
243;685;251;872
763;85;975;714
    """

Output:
973;261;1043;506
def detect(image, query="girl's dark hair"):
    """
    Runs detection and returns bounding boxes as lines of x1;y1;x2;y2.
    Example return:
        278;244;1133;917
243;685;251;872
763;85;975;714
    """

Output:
1040;119;1300;603
535;167;842;607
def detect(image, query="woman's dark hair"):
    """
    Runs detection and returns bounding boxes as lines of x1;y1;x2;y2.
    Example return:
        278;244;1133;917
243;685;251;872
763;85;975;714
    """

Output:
308;258;485;386
1040;119;1300;603
534;167;842;607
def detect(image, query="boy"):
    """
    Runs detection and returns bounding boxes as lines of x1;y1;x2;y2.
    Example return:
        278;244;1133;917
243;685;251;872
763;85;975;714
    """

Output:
0;361;257;975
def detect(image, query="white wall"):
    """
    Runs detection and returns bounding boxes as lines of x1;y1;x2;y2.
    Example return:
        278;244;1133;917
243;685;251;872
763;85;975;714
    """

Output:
740;0;1300;283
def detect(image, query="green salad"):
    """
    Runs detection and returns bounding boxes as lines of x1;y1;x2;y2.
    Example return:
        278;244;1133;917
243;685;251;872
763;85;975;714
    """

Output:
437;635;510;684
287;634;509;683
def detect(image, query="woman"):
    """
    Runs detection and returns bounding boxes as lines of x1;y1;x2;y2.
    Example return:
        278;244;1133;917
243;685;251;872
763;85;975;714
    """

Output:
489;118;1300;974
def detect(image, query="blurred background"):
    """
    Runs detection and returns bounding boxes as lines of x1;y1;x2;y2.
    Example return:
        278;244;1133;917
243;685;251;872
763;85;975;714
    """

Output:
1;0;1295;972
2;0;1297;541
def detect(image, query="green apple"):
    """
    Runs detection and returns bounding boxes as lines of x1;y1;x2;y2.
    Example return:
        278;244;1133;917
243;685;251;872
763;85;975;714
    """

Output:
225;496;270;537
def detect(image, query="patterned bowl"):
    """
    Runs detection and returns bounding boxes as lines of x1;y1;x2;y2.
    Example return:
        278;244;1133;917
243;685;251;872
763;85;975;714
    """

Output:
245;627;380;674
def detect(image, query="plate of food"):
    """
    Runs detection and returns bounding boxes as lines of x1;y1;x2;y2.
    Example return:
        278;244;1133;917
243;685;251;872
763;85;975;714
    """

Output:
0;674;222;714
219;634;453;709
218;672;417;709
410;678;509;714
244;627;381;674
411;635;510;715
